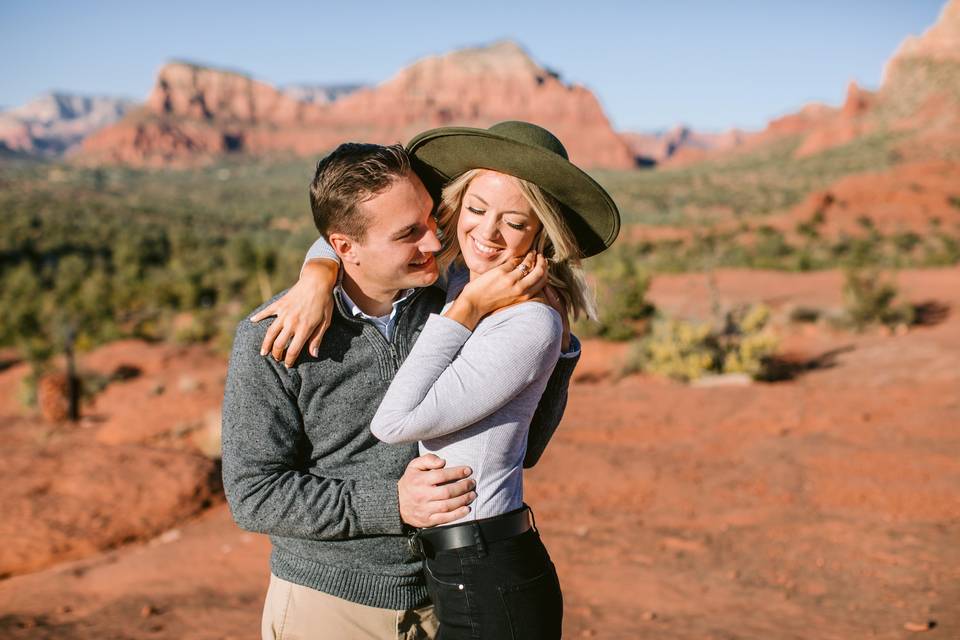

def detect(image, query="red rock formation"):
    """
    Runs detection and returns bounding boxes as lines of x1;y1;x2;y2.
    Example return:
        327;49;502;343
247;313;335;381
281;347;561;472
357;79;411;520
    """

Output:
325;41;634;168
793;82;876;157
81;111;228;167
80;42;634;169
884;0;960;76
696;1;960;164
0;114;33;153
771;160;960;234
145;62;323;125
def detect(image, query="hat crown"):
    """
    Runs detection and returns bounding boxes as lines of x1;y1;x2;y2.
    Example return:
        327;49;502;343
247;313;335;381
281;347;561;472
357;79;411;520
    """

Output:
488;121;569;160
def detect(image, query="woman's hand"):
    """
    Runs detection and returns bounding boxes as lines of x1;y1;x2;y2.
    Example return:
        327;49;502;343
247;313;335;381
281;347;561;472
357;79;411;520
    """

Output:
250;259;339;366
444;252;548;331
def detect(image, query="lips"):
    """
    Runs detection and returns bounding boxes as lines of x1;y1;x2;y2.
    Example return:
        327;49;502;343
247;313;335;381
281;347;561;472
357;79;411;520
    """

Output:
469;234;504;258
409;254;435;269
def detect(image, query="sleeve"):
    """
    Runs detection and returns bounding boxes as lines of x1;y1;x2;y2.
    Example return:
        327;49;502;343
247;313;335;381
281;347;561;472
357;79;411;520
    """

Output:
524;333;580;468
302;236;340;273
221;318;403;539
369;306;562;444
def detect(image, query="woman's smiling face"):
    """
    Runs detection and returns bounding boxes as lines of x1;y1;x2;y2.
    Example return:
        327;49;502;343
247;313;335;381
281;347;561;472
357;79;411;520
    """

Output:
456;170;543;275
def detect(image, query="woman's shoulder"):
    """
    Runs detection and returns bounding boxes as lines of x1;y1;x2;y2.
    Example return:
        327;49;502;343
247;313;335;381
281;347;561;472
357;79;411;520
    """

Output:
480;301;563;343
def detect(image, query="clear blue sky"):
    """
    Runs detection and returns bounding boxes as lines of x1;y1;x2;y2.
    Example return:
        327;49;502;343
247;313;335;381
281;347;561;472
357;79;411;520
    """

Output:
0;1;947;132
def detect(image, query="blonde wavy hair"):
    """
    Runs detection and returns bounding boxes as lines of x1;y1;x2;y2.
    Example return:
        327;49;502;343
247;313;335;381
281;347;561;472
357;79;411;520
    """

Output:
435;169;597;321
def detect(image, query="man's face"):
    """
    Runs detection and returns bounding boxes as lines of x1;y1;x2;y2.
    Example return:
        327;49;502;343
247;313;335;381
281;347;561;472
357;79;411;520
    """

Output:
349;172;442;291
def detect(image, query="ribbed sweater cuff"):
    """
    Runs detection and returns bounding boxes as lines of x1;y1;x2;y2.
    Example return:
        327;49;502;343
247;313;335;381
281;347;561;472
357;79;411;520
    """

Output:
425;312;473;342
355;477;403;535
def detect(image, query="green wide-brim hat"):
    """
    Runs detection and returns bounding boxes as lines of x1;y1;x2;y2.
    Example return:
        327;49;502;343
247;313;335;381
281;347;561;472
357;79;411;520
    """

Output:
407;120;620;258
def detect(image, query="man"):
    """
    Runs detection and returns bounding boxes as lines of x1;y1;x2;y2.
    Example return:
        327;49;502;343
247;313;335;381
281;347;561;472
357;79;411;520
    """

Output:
221;143;577;639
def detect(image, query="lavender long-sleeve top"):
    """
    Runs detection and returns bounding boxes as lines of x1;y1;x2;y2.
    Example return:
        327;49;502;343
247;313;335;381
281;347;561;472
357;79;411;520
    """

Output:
370;299;562;524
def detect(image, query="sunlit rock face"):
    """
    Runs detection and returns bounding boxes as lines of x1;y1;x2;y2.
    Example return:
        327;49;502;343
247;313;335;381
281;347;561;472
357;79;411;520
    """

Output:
80;41;635;169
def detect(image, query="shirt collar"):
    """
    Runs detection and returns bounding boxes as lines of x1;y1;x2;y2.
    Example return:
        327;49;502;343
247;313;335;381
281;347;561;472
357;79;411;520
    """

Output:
335;272;415;321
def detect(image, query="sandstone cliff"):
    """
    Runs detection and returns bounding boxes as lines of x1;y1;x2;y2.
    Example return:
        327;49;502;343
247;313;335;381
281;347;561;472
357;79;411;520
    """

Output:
80;41;635;169
691;0;960;162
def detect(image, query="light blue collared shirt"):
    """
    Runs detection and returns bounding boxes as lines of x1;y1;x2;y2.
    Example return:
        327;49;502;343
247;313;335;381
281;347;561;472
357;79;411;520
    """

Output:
337;284;415;342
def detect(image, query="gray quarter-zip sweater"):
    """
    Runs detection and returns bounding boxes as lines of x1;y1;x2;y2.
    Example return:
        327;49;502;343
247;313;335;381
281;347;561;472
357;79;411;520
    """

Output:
221;282;576;610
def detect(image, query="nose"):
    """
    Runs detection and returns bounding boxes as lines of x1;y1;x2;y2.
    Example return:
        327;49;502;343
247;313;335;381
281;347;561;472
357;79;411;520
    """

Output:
477;214;501;242
420;222;442;253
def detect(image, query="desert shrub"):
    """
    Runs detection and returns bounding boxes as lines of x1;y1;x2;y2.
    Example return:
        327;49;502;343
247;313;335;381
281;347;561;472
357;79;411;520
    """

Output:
841;268;915;330
624;304;779;382
0;159;318;367
624;318;715;380
788;306;822;324
577;252;655;341
751;226;792;268
720;305;781;377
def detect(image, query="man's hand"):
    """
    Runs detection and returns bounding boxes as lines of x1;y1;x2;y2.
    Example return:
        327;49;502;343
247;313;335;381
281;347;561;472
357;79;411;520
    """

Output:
251;258;339;366
398;454;476;528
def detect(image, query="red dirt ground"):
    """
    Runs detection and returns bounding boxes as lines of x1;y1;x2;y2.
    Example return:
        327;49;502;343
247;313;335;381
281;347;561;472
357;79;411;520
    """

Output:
0;267;958;639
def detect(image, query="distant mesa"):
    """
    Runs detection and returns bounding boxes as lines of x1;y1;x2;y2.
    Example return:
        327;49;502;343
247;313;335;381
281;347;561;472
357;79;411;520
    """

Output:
0;92;134;156
10;2;960;172
78;39;636;169
279;83;364;105
619;126;747;167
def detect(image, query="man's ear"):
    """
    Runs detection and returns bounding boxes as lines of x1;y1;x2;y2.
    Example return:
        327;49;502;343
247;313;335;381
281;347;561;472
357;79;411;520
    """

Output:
328;233;360;265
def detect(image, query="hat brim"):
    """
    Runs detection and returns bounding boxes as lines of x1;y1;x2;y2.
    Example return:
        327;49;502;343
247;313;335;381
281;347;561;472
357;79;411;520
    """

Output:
407;127;620;258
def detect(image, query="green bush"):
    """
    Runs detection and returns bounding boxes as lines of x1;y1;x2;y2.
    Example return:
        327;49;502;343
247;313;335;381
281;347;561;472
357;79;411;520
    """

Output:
576;252;655;341
0;159;318;367
841;269;915;330
624;304;779;382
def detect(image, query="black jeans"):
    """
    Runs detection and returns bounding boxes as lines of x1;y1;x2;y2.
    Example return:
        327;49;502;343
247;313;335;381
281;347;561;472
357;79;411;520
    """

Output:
420;516;563;639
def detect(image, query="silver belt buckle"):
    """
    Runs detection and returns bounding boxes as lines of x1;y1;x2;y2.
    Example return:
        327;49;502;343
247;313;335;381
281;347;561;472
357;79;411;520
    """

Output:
407;529;424;557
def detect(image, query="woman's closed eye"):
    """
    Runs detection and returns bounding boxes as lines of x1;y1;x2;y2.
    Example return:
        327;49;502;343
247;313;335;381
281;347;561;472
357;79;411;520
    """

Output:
468;206;525;230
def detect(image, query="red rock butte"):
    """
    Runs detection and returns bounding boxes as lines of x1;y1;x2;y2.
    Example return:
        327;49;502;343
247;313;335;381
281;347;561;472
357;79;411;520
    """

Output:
79;41;635;169
663;0;960;164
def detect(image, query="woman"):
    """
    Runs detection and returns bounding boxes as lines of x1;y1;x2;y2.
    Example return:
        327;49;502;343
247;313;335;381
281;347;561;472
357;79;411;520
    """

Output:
260;121;619;639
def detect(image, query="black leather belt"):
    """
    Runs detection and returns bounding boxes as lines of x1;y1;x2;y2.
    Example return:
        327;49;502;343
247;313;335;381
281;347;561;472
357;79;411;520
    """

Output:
408;506;533;557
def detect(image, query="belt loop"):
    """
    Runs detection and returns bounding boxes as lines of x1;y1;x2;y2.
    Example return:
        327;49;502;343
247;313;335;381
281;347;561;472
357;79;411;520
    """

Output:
527;504;538;534
472;522;487;558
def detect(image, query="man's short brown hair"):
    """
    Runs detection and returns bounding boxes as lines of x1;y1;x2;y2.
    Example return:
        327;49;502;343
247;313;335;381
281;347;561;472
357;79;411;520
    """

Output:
309;143;412;241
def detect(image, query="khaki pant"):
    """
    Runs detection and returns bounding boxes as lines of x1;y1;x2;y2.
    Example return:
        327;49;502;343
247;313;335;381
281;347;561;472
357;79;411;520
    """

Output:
261;574;438;640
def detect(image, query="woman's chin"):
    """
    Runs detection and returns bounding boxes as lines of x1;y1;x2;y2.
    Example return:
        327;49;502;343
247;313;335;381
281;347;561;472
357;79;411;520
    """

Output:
461;254;490;274
462;255;509;275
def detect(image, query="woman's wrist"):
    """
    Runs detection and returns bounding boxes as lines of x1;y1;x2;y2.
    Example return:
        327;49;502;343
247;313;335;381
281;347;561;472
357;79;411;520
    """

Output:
301;258;339;288
442;295;482;331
